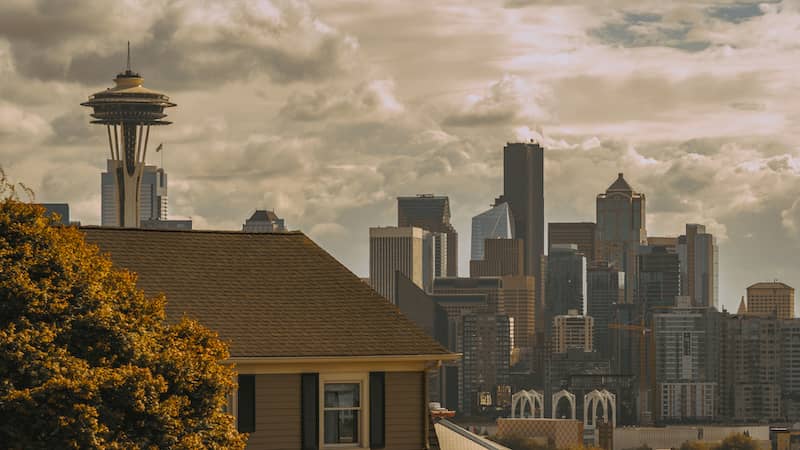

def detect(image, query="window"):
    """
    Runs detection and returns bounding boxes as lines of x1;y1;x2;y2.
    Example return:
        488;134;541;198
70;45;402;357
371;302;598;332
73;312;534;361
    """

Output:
324;383;361;445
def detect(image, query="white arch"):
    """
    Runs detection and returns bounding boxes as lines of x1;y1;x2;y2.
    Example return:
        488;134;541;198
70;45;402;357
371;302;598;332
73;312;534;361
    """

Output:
584;389;616;429
528;390;544;418
551;389;576;419
511;390;534;418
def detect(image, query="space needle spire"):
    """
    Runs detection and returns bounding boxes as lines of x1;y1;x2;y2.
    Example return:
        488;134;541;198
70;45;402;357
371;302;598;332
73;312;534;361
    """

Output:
81;44;176;228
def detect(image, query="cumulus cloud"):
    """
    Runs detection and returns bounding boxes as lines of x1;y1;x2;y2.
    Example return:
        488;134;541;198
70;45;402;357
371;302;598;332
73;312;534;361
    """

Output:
782;199;800;238
0;0;359;88
443;75;550;127
279;79;404;122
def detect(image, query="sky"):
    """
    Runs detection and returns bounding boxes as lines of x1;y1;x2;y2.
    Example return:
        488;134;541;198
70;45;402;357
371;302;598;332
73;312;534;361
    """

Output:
0;0;798;312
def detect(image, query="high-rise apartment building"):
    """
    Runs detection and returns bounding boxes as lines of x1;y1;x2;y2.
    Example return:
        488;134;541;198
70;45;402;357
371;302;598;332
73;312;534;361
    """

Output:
552;311;593;353
397;195;458;277
462;313;511;416
471;202;513;261
596;173;646;304
678;224;718;308
369;226;433;304
747;281;794;319
242;209;287;232
499;275;537;354
637;245;680;311
503;142;544;296
102;162;168;226
470;238;524;278
718;312;782;422
548;222;597;262
653;304;721;421
545;244;587;321
781;319;800;420
587;263;625;356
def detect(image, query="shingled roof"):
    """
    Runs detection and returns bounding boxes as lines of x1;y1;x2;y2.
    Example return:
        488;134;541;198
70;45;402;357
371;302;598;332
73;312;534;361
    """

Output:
82;227;452;359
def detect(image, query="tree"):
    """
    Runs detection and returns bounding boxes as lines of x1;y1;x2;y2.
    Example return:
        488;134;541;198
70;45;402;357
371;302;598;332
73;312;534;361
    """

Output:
717;433;759;450
0;171;246;449
680;441;712;450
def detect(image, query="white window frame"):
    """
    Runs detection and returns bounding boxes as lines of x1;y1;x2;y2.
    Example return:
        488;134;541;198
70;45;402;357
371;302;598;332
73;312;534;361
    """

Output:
319;372;370;449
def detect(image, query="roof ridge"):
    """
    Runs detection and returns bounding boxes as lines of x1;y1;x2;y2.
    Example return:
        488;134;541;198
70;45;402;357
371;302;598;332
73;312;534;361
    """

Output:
80;226;303;236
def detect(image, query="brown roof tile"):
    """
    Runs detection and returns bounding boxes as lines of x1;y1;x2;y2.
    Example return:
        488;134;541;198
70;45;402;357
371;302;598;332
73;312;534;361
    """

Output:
82;227;451;359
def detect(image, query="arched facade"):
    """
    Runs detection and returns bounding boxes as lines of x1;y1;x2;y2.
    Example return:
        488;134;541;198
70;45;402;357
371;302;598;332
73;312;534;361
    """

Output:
511;390;544;418
583;389;616;428
551;389;576;419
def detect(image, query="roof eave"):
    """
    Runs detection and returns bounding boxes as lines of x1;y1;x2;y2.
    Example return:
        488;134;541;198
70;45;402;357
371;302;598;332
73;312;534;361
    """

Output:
227;353;461;364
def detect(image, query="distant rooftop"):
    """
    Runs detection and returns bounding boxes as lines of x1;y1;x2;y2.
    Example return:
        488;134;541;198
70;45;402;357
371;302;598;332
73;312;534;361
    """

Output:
748;281;794;290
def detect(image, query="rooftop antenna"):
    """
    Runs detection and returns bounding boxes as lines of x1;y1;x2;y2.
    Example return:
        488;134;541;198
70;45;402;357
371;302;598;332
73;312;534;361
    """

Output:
126;41;131;71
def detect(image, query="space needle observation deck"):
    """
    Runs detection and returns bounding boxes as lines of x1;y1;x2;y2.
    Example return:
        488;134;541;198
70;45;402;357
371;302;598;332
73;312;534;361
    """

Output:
81;44;176;228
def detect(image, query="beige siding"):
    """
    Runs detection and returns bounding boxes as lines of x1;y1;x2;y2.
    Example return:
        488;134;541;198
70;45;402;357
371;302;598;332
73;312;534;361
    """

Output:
386;371;426;450
245;374;301;450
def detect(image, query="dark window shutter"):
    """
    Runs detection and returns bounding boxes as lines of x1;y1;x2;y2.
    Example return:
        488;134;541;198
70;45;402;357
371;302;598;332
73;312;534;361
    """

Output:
369;372;386;448
301;373;319;450
237;375;256;433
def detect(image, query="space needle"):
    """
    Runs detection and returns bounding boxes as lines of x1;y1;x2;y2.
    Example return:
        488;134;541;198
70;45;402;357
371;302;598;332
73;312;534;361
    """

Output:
81;44;176;228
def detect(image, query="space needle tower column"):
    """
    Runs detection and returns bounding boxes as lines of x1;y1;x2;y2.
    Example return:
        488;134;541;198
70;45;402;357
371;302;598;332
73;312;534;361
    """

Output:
81;44;176;228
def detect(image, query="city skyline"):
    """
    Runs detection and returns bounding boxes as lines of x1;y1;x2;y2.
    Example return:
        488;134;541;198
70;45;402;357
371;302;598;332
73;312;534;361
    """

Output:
1;1;799;312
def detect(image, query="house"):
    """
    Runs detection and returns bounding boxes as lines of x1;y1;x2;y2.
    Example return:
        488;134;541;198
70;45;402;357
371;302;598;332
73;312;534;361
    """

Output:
82;227;458;450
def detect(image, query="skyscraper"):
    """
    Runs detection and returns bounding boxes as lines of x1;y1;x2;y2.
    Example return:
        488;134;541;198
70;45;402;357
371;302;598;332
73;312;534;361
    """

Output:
548;222;598;263
587;263;625;356
469;238;524;278
678;224;718;308
596;173;646;304
471;202;513;261
545;244;587;321
746;281;795;319
101;162;168;226
397;194;458;277
242;209;287;232
652;302;720;421
503;142;544;292
82;47;176;228
637;245;680;311
369;226;433;304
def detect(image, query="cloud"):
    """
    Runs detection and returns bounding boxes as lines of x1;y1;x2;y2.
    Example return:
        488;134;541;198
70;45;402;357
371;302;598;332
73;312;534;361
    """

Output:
279;79;404;122
0;0;359;88
782;199;800;238
442;75;550;127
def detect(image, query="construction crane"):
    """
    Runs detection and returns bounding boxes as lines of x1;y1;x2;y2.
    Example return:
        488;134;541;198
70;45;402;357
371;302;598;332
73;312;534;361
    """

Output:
608;320;656;425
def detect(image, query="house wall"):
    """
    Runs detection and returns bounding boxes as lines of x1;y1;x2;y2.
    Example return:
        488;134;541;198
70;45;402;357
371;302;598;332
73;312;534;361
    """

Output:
235;366;432;450
246;374;301;450
386;371;426;450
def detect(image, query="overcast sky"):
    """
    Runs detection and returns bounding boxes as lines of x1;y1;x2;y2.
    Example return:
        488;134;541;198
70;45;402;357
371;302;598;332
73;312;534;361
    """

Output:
1;0;798;311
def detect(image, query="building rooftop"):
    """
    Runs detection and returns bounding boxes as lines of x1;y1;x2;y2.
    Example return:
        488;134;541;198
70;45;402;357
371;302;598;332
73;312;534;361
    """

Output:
747;281;794;290
82;227;452;359
606;172;634;193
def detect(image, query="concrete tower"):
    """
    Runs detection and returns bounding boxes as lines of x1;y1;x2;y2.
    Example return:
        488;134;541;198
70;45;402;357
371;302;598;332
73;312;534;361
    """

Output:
82;44;176;228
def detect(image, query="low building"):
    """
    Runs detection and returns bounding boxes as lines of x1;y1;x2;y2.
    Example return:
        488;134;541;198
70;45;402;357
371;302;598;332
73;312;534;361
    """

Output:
83;227;457;449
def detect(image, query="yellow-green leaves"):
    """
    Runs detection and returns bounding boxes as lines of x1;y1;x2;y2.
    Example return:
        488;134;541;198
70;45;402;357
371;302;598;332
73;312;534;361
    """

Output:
0;183;246;449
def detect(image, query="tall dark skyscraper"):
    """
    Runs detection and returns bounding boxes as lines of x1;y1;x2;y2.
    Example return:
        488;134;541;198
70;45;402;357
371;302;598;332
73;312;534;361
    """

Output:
397;194;458;277
503;142;544;297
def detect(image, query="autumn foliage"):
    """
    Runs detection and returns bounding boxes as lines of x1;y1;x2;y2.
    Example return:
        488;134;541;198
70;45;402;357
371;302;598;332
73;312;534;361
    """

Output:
0;173;246;448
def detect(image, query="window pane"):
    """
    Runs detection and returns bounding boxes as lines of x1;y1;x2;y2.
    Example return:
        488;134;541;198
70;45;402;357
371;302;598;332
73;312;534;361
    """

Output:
324;383;360;408
324;410;359;444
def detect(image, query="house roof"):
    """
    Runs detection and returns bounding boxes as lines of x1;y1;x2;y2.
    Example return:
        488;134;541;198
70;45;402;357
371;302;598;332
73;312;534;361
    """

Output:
747;281;794;290
82;227;452;359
